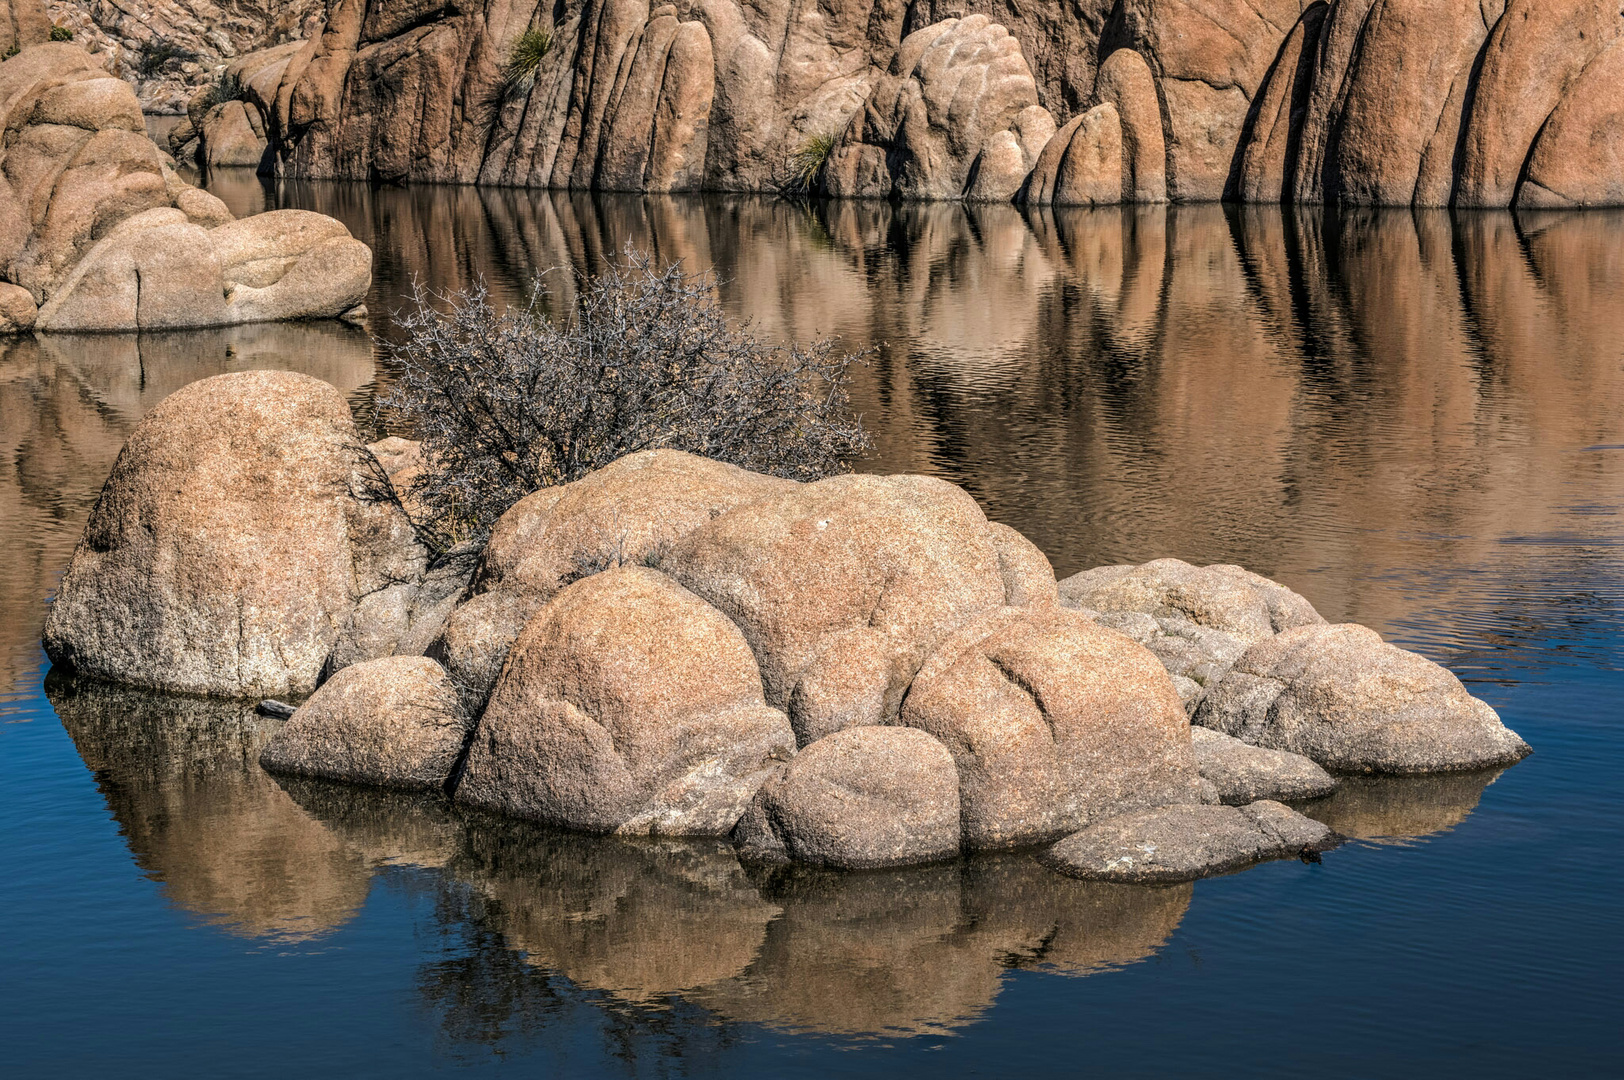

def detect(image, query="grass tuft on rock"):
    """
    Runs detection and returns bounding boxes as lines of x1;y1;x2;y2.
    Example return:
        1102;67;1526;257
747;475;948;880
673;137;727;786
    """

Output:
502;27;553;90
50;25;74;42
784;132;836;196
384;249;871;552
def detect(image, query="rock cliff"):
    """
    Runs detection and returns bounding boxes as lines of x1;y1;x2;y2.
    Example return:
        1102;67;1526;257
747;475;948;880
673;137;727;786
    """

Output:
0;41;372;331
221;0;1624;207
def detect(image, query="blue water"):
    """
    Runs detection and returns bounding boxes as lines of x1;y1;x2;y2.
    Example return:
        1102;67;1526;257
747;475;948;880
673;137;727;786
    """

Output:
1;188;1619;1076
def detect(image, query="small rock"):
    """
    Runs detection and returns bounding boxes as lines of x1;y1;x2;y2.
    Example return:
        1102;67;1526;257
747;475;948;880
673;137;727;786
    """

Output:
259;656;472;791
1044;801;1337;884
1192;726;1337;804
734;726;961;870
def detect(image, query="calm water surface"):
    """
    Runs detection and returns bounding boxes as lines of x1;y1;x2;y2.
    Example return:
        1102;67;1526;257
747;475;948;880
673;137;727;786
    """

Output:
2;176;1620;1076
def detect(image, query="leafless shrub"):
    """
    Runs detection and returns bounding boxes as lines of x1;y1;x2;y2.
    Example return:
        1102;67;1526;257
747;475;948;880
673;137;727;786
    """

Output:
384;249;870;553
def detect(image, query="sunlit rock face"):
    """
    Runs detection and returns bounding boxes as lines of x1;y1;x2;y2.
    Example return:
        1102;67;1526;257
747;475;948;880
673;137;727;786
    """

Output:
45;0;323;113
209;0;1624;205
0;42;371;332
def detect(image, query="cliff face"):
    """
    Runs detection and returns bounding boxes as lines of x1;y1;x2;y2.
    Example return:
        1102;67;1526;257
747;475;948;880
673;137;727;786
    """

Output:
45;0;323;111
117;0;1624;206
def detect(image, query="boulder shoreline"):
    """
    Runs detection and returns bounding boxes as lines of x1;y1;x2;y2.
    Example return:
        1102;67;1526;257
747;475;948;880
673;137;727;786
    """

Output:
42;370;1531;884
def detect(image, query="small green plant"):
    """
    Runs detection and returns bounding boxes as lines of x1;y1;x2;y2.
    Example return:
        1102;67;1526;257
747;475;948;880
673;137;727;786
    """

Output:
503;27;553;89
193;70;249;114
135;36;200;79
50;25;74;42
785;132;836;196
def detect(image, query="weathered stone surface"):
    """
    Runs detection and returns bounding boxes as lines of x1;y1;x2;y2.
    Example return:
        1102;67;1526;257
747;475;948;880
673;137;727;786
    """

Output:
1053;103;1122;206
965;105;1056;203
200;99;269;169
426;588;544;715
986;521;1057;607
1455;0;1623;209
0;43;371;331
0;279;36;331
42;370;432;698
1236;3;1327;203
46;0;322;115
1195;623;1532;774
1519;40;1624;209
1094;48;1166;203
900;604;1202;850
456;566;795;835
664;472;1006;730
476;449;793;600
825;16;1044;201
733;726;961;869
1192;725;1337;804
259;656;472;791
1044;800;1335;883
1059;558;1324;706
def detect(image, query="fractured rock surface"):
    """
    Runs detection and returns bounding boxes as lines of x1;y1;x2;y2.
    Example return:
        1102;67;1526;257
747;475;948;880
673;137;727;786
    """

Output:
1044;800;1337;884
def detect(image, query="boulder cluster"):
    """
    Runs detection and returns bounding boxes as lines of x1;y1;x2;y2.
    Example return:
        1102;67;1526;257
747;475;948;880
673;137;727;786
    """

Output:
211;0;1624;208
0;39;371;333
45;371;1531;882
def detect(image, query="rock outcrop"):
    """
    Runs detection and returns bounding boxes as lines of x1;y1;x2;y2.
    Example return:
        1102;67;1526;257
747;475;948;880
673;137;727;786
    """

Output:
0;42;371;331
47;381;1530;871
42;370;442;697
46;0;322;114
228;0;1624;206
1194;623;1533;774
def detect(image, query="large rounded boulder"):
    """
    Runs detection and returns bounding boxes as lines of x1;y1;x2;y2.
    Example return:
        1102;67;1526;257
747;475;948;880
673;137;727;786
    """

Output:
1194;623;1531;774
900;604;1203;850
663;473;1007;744
43;370;432;698
475;449;793;599
733;726;962;870
454;566;795;835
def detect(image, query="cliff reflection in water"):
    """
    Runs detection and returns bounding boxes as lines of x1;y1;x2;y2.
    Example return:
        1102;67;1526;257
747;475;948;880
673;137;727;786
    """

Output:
46;675;1507;1039
252;179;1624;654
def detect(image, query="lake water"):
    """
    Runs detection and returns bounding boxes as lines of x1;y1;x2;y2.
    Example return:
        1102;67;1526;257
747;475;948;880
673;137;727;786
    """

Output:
2;177;1620;1076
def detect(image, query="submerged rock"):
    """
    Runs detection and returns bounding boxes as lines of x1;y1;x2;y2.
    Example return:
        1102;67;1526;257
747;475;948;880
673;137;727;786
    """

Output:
1195;623;1532;774
455;566;795;835
733;726;961;870
1044;801;1336;884
1192;726;1338;805
259;656;471;791
900;604;1202;850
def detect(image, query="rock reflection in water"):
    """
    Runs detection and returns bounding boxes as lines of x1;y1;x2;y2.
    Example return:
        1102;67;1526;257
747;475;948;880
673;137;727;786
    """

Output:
254;182;1623;652
1299;770;1508;847
46;673;373;940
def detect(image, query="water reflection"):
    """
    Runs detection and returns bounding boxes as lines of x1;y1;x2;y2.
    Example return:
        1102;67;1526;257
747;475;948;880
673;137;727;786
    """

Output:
44;674;1523;1040
230;180;1622;657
